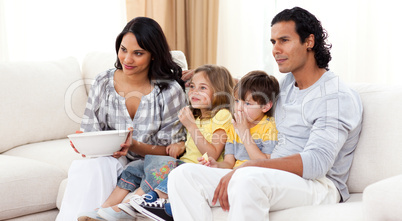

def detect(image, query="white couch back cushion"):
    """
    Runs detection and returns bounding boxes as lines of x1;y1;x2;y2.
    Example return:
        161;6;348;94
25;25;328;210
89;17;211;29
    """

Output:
0;57;87;153
347;83;402;193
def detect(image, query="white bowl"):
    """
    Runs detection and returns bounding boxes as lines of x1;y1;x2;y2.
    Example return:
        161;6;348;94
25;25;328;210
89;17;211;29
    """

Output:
68;130;130;157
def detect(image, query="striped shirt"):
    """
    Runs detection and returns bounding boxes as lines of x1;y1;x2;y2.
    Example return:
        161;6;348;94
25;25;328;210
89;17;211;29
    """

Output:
80;68;187;159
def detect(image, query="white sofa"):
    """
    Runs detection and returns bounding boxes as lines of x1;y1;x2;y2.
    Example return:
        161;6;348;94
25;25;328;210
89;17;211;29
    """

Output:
1;52;401;221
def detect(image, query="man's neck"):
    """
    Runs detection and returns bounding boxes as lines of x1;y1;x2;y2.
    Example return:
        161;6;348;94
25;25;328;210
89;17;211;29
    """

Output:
293;66;327;90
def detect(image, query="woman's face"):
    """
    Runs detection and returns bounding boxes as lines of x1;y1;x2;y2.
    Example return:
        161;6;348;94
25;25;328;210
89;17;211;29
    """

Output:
118;32;152;77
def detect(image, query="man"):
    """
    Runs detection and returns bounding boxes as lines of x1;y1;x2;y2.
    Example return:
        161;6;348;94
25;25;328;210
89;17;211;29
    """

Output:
167;7;363;220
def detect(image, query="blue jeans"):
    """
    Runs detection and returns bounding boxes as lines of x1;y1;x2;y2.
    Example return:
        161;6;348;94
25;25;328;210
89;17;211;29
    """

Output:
117;155;184;193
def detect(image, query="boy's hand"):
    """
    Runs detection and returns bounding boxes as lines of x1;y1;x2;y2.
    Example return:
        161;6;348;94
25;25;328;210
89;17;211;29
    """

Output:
166;142;186;158
113;128;133;158
233;110;249;135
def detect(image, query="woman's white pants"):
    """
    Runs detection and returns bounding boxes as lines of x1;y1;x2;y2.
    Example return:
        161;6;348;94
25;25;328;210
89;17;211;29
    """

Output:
56;156;127;221
168;164;340;221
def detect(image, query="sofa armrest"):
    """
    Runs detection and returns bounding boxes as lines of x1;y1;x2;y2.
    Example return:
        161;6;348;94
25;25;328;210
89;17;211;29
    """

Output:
363;174;402;221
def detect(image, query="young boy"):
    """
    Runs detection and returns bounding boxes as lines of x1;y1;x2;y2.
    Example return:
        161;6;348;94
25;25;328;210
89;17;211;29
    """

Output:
132;70;280;220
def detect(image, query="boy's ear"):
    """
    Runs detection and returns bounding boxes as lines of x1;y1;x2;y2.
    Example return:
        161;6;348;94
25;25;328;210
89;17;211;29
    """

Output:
262;102;273;113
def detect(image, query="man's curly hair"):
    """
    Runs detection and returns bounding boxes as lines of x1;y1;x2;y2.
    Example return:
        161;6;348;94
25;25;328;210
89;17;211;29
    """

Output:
271;7;332;70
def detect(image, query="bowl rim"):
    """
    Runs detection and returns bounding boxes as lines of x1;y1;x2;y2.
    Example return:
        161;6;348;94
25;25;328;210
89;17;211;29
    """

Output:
67;129;130;138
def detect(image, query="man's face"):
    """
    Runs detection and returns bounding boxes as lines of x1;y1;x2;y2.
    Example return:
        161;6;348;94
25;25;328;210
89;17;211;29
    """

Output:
270;21;310;74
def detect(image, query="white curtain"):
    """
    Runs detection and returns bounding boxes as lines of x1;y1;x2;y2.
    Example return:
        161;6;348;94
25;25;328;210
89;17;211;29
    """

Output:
0;0;127;63
217;0;402;84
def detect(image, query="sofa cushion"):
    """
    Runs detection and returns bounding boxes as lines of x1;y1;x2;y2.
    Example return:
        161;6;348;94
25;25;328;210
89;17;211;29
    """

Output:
5;209;58;221
0;57;87;153
4;138;82;174
347;84;402;193
0;155;65;220
363;174;402;221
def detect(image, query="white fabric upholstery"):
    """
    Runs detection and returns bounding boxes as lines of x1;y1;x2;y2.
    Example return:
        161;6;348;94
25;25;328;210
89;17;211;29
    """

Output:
363;174;402;221
0;57;87;153
0;155;65;220
346;84;402;193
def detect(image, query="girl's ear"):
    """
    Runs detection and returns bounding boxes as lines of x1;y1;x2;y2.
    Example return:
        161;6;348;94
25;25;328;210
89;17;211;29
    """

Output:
262;101;273;113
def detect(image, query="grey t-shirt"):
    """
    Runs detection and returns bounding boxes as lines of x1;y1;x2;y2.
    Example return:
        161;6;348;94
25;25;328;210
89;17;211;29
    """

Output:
272;71;363;202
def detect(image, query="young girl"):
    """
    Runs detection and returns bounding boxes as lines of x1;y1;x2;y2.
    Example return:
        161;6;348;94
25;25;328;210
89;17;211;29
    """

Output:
82;64;235;221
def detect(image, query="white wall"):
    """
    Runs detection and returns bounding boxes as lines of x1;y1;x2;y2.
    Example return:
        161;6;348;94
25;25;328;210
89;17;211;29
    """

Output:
0;0;126;63
217;0;402;84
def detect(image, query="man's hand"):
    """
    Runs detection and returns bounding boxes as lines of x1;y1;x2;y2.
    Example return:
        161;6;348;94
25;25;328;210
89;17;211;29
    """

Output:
212;169;236;211
182;70;194;87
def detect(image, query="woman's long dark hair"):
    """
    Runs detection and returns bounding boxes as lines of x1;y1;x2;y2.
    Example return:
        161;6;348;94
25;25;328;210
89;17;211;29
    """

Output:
114;17;185;92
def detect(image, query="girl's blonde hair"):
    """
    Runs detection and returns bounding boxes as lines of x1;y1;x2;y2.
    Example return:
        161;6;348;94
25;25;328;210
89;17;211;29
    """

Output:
190;64;235;119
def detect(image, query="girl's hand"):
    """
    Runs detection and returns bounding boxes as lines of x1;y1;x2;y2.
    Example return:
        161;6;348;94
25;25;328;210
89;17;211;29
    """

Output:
70;131;86;157
166;142;186;158
113;128;133;158
198;156;218;168
179;106;196;129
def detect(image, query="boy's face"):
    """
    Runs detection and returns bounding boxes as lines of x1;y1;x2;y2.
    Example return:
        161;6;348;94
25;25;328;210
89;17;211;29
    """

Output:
234;92;271;124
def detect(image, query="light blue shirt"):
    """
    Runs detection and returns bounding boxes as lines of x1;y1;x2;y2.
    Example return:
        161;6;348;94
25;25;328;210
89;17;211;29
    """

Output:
272;71;363;202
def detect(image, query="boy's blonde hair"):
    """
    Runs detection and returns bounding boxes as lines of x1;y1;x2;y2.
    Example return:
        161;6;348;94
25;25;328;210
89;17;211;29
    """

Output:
190;64;235;119
234;70;279;117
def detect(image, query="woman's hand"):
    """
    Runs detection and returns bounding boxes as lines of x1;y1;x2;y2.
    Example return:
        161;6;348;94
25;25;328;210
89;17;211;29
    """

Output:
113;128;133;158
166;142;186;158
70;131;86;157
179;106;196;129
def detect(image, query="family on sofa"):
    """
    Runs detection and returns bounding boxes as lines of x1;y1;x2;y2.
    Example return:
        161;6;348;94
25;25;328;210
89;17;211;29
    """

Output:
57;7;363;221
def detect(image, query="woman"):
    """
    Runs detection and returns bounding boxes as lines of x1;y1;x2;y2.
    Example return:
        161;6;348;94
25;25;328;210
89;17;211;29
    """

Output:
56;17;187;220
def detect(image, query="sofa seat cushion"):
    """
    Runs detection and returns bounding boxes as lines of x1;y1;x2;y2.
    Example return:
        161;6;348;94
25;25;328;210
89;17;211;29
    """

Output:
0;155;65;220
363;174;402;221
5;209;58;221
4;138;82;174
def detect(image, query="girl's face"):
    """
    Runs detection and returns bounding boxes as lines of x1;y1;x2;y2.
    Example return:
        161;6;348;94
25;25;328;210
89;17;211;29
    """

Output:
118;32;152;77
188;72;214;110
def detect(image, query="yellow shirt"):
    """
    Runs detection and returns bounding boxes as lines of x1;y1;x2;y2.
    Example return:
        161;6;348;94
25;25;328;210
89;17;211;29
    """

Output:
180;109;232;163
225;115;278;168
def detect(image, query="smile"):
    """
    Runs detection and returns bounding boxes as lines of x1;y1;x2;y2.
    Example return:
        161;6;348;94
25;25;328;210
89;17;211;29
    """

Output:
123;64;135;70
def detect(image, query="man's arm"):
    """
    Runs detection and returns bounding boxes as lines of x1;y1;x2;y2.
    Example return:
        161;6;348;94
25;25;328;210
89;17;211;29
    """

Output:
239;153;303;176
